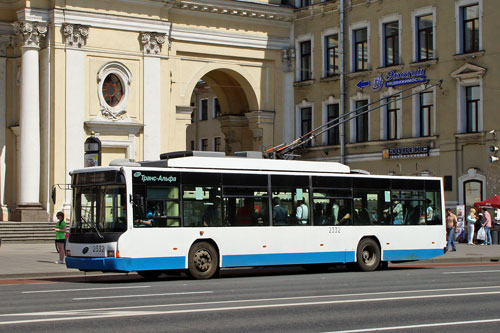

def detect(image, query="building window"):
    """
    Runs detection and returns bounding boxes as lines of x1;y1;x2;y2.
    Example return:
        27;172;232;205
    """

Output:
355;100;368;143
213;98;221;118
383;21;399;66
299;0;311;8
461;4;479;53
464;179;482;207
214;137;221;152
354;28;368;71
325;34;339;77
102;74;123;107
386;95;399;140
466;85;480;133
301;107;312;147
419;91;433;137
201;138;208;151
300;40;312;81
417;14;433;61
200;99;208;121
326;104;339;145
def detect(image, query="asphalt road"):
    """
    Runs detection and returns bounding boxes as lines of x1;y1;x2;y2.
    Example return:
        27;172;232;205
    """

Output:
1;264;500;332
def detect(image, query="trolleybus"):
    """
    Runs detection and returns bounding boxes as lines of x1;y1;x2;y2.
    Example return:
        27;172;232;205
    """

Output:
65;151;445;279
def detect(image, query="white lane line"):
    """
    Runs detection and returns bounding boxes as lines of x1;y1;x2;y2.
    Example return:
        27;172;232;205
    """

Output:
330;317;500;332
443;269;500;275
73;291;213;300
22;286;151;294
3;289;500;326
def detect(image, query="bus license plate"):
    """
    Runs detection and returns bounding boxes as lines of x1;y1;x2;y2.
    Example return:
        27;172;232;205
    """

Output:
92;245;105;255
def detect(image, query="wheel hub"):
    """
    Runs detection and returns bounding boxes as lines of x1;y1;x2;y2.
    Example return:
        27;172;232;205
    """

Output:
193;249;212;272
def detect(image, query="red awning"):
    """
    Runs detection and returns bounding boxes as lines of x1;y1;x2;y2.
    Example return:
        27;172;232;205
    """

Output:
474;195;500;209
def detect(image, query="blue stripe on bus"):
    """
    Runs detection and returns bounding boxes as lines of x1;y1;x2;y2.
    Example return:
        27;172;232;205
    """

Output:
222;251;356;267
383;248;444;261
65;256;186;272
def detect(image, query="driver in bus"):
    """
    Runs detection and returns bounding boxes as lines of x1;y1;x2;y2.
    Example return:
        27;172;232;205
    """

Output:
135;211;154;227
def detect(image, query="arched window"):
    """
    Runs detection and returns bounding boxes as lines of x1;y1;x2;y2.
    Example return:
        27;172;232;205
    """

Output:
464;179;482;207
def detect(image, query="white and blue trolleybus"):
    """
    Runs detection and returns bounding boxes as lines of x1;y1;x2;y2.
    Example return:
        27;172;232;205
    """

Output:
65;151;446;279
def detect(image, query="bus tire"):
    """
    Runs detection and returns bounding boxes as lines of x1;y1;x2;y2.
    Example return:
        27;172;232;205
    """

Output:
188;242;219;280
138;270;162;280
356;238;380;272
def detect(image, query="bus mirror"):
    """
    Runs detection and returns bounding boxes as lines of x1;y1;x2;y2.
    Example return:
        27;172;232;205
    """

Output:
132;194;145;217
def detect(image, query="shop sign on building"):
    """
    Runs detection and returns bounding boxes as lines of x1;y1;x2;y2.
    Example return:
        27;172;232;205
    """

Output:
356;69;427;91
382;145;429;159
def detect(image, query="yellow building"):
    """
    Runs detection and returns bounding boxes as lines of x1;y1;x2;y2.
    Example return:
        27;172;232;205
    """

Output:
0;0;292;221
291;0;500;211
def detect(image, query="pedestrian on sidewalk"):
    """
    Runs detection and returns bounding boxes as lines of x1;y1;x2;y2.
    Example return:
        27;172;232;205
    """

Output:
53;211;66;264
466;208;477;245
446;208;457;251
483;209;492;245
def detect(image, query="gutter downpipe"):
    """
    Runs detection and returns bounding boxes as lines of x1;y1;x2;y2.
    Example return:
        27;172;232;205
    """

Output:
340;0;346;164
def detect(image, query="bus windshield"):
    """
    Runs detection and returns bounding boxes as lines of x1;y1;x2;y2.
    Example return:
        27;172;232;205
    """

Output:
72;184;127;233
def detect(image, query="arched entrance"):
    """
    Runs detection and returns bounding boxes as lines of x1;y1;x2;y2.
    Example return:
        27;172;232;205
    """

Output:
184;68;275;155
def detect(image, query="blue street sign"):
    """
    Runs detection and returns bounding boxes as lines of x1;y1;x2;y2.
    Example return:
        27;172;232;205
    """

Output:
356;80;370;89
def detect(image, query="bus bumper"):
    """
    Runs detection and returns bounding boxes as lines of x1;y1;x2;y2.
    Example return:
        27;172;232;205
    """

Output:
65;256;186;272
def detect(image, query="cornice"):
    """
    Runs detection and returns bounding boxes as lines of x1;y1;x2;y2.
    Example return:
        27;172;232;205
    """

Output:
172;25;289;50
167;0;294;23
51;9;171;33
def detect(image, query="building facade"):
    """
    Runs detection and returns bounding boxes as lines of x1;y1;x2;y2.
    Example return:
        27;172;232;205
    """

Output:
291;0;500;210
0;0;293;221
1;0;499;222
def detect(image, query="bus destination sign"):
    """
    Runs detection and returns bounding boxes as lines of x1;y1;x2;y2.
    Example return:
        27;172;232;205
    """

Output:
132;170;180;185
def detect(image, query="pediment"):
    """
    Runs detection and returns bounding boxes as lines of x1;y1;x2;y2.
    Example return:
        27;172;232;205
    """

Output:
450;63;486;81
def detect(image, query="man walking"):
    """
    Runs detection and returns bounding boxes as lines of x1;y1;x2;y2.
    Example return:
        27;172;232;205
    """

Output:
446;208;458;252
483;209;493;245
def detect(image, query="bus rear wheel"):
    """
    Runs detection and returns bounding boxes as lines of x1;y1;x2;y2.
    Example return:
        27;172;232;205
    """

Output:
188;242;219;279
356;238;380;272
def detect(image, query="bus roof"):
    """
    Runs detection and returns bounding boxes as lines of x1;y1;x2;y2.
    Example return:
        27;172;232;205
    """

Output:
152;156;351;174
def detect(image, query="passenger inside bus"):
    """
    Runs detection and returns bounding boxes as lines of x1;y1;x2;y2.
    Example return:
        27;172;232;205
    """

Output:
272;197;288;225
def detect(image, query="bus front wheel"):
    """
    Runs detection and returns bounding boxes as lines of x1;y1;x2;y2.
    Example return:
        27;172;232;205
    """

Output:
188;242;219;279
356;238;380;272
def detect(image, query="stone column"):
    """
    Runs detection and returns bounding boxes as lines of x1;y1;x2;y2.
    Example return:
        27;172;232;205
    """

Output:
245;111;276;152
62;24;88;213
0;36;9;220
11;21;48;221
140;32;165;160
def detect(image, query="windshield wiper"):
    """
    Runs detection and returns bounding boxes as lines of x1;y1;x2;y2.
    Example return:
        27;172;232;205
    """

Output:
81;215;104;239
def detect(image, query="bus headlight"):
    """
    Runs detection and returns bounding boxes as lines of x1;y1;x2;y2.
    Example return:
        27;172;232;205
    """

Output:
107;250;115;257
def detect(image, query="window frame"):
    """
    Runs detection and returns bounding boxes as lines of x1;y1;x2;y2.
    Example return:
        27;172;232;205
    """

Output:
199;98;208;121
353;27;368;72
324;32;339;77
355;100;369;143
295;34;314;82
465;85;480;133
419;91;433;137
456;0;482;54
383;21;400;66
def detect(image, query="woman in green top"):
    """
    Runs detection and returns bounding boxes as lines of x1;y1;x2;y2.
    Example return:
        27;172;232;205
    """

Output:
53;211;66;264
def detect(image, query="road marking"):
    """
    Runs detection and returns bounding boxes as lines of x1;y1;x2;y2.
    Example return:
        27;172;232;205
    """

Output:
443;269;500;275
22;286;151;294
73;291;213;300
3;288;500;325
330;317;500;332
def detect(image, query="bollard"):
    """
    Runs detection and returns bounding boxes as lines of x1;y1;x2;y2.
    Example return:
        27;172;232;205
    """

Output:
492;230;499;245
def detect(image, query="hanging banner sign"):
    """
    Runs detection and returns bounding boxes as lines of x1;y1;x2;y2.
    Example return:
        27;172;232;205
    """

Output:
372;69;427;91
382;145;429;159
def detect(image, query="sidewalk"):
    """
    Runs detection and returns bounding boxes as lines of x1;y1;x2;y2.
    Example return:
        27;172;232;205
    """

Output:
0;242;499;279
